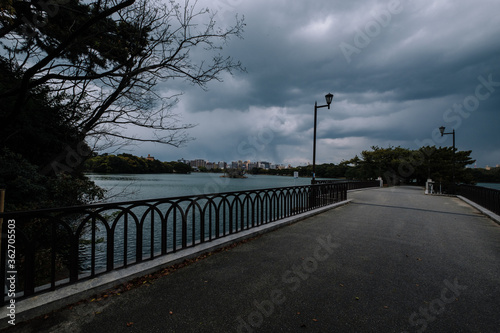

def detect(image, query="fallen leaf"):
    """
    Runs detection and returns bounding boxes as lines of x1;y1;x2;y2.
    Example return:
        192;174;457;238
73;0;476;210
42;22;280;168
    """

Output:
383;306;389;309
417;258;422;261
312;319;318;322
169;311;173;315
355;297;360;300
296;312;301;315
339;284;344;287
126;322;134;327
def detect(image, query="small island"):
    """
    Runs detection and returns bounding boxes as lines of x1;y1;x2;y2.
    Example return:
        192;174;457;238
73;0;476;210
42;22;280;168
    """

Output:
220;169;247;178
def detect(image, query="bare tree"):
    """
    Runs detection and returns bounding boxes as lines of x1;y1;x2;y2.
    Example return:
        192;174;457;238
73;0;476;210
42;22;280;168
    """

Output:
1;0;245;149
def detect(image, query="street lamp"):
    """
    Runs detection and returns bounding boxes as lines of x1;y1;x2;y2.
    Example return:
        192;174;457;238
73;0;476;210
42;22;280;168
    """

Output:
312;93;333;184
439;126;456;189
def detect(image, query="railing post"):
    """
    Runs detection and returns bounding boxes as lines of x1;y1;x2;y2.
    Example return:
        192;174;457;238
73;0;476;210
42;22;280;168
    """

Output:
0;190;5;306
69;235;79;283
25;241;36;297
182;214;187;248
0;189;4;260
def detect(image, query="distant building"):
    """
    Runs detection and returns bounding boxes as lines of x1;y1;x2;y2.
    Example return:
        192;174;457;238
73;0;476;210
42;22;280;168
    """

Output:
178;159;285;170
190;159;206;168
146;154;155;161
258;161;271;170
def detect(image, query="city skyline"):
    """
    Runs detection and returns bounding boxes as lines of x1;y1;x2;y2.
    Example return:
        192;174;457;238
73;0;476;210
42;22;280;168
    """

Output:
173;157;294;169
139;155;497;170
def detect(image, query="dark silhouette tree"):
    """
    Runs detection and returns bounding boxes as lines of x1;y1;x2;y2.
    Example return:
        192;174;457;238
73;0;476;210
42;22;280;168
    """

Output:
0;0;244;208
1;0;244;158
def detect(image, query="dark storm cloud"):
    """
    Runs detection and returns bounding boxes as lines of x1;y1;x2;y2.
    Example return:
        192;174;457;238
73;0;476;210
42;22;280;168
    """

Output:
142;0;500;167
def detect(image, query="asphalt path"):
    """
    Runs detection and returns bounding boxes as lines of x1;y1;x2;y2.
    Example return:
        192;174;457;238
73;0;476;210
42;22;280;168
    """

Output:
6;186;500;333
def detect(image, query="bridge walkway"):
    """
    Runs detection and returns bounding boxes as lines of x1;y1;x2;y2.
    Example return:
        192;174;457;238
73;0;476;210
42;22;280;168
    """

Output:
7;186;500;332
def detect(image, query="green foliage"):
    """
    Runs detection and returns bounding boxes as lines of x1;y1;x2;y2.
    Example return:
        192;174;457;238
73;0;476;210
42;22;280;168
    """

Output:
0;58;87;170
343;146;476;185
223;169;247;178
0;149;104;211
468;167;500;183
0;59;103;211
3;0;145;71
261;145;478;186
84;154;191;174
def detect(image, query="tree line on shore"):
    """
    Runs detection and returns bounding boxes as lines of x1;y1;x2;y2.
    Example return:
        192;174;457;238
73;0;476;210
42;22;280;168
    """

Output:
84;153;191;174
2;144;497;211
84;146;498;185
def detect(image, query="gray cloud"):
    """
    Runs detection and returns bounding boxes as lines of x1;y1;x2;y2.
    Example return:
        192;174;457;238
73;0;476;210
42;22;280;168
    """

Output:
136;0;500;168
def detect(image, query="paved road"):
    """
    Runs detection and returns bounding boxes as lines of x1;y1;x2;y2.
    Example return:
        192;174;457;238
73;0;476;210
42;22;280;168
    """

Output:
6;187;500;332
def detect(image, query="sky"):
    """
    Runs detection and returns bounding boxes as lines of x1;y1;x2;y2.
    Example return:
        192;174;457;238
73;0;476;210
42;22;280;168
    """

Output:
128;0;500;168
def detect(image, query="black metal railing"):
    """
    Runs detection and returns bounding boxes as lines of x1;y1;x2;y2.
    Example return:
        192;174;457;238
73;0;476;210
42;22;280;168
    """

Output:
0;181;380;303
458;184;500;216
0;182;379;303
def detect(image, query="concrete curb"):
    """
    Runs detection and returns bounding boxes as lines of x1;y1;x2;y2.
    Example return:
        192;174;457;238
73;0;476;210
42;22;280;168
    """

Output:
0;199;351;329
457;195;500;226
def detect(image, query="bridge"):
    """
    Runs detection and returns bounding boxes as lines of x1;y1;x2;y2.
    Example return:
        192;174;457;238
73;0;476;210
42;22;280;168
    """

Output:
2;185;500;332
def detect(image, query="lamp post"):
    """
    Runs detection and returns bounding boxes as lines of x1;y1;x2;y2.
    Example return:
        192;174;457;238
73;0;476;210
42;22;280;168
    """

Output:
439;126;456;190
312;93;333;184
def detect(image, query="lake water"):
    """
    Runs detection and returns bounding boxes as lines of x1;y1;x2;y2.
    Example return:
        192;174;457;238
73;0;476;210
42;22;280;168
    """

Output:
87;173;500;202
477;183;500;190
87;173;318;202
80;173;323;272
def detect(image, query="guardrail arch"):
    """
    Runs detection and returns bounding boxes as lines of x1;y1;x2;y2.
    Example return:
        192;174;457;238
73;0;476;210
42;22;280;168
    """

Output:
1;180;379;303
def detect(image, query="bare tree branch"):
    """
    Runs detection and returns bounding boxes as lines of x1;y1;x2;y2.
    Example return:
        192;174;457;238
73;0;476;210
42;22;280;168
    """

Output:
1;0;245;150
